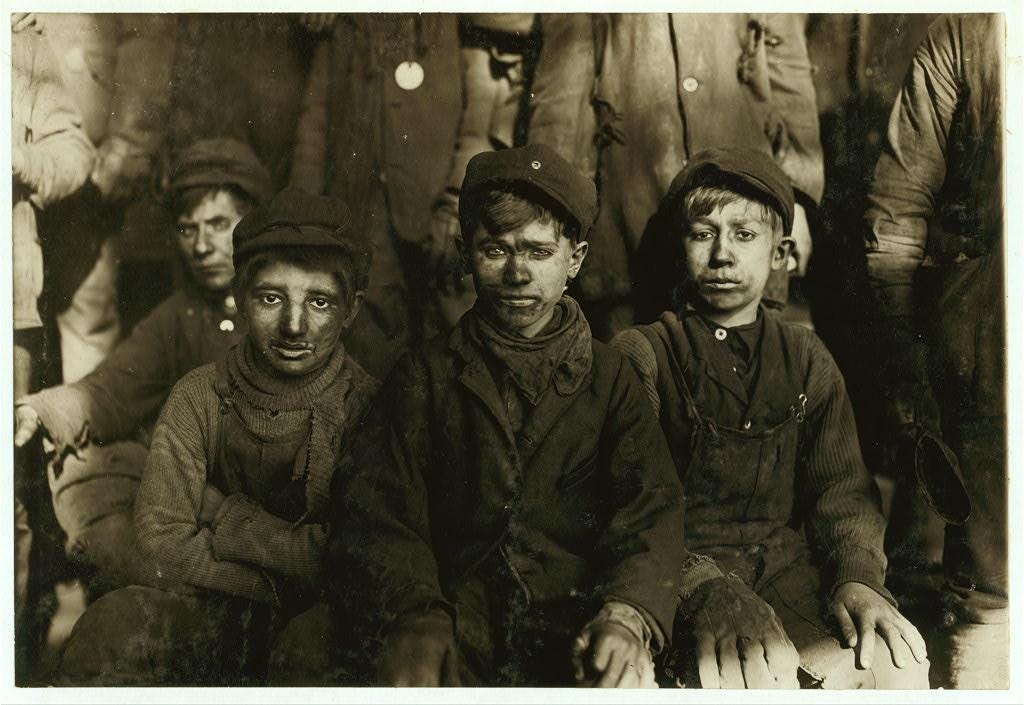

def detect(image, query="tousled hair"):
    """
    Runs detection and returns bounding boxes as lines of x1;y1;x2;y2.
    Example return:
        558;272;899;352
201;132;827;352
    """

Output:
465;185;581;245
172;184;256;222
678;184;784;241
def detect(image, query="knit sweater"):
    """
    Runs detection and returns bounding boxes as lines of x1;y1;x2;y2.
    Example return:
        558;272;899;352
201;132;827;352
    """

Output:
612;309;892;602
133;344;379;605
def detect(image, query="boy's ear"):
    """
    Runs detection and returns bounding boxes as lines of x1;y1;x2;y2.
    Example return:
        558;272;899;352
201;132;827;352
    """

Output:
343;290;366;329
568;240;589;280
772;236;794;272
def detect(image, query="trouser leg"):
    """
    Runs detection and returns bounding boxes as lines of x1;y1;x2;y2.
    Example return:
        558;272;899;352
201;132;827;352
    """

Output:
56;237;122;383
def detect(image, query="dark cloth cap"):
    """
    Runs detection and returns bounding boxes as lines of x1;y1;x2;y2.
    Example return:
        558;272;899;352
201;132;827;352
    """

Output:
168;138;273;204
232;188;372;286
459;144;599;238
662;147;795;236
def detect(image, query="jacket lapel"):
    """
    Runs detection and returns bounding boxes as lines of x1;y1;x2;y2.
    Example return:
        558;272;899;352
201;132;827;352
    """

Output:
449;328;517;447
517;377;588;468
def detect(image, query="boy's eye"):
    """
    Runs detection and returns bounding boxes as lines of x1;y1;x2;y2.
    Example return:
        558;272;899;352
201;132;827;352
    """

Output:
690;229;715;241
176;224;198;239
531;248;554;259
309;297;331;310
736;229;758;241
260;293;282;305
484;247;506;259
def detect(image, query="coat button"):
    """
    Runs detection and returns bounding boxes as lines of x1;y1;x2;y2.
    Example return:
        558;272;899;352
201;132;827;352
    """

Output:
743;420;752;430
219;319;235;332
682;76;700;92
714;328;727;341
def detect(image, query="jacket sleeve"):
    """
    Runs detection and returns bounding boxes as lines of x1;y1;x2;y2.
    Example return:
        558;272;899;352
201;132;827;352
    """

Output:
527;13;598;180
760;14;824;204
590;354;692;651
133;372;276;603
328;353;451;630
15;34;94;208
19;297;185;452
798;336;895;605
210;494;328;592
864;16;960;319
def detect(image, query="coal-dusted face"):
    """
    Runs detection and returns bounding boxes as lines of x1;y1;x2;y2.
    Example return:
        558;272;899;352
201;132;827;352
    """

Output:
241;259;361;377
470;219;588;338
174;190;245;292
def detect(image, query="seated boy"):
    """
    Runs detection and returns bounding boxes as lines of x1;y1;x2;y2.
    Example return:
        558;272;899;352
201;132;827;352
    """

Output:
329;144;691;687
612;148;930;689
58;190;380;685
13;138;269;590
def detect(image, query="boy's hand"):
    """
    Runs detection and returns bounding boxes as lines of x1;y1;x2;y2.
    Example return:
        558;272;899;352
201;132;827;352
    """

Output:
788;203;812;276
378;609;459;687
683;576;800;688
831;581;928;670
572;619;651;687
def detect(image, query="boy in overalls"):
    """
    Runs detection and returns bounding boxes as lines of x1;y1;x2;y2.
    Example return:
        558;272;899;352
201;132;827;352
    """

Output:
58;189;380;684
612;148;930;689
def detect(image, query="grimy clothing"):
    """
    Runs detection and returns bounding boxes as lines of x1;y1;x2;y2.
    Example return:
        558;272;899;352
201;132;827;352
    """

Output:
60;342;379;685
612;309;929;686
329;299;693;684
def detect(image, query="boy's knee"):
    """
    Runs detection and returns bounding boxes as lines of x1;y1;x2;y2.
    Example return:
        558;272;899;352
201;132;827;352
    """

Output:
267;603;337;685
59;586;174;685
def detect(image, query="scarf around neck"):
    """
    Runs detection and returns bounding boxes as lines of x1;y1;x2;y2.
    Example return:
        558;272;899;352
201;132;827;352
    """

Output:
220;337;352;520
465;296;593;405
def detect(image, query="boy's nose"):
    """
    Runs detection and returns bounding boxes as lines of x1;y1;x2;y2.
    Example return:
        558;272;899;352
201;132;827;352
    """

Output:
503;255;531;284
709;235;735;266
281;303;307;336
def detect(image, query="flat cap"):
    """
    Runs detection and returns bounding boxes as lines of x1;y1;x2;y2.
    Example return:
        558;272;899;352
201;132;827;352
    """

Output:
662;147;795;237
232;188;372;284
168;138;273;204
459;144;599;238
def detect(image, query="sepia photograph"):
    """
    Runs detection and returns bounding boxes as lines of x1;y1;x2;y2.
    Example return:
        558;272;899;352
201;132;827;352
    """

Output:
4;5;1020;699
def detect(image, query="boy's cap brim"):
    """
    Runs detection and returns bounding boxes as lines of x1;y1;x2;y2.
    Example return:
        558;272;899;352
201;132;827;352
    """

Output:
459;144;599;238
663;148;795;237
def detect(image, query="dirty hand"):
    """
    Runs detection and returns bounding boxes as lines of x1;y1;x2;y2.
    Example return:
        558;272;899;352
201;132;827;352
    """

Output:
788;203;812;276
832;581;928;670
198;484;226;525
13;405;42;448
684;576;800;688
573;619;651;687
426;191;462;270
378;609;459;686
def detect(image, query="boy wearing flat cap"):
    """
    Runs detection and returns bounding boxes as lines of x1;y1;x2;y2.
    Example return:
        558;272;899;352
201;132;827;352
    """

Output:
14;138;269;593
612;148;929;689
58;189;380;685
329;144;690;687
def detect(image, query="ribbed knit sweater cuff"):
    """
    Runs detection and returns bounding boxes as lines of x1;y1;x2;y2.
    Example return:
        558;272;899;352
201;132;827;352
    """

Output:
678;553;725;602
828;545;896;607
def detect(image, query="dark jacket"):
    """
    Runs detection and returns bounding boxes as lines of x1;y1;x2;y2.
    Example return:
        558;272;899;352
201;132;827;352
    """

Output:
19;288;243;455
329;320;690;645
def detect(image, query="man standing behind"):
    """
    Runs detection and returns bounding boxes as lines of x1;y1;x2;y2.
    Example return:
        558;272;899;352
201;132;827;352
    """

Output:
864;14;1006;689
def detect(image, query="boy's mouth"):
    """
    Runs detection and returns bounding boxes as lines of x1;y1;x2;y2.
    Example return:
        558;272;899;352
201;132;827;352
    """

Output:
702;279;741;290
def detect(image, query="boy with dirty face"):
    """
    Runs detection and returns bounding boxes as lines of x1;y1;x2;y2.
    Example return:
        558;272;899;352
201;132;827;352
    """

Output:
613;148;930;689
330;144;691;687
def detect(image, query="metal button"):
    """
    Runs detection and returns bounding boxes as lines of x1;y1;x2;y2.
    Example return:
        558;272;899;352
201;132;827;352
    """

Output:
220;319;235;332
743;420;752;430
682;76;699;93
714;328;727;341
531;160;542;170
